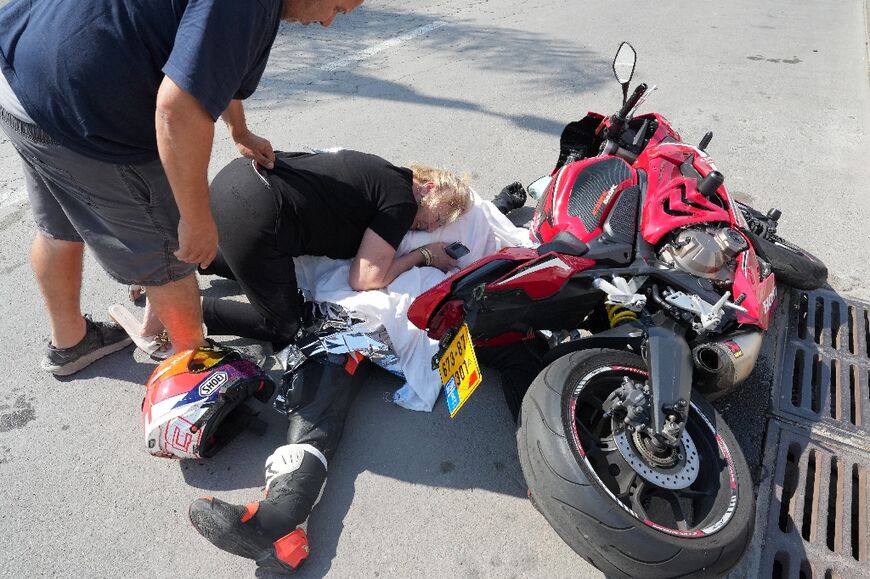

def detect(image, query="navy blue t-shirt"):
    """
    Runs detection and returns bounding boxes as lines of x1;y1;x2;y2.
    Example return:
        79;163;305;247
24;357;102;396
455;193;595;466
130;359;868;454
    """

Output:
0;0;282;163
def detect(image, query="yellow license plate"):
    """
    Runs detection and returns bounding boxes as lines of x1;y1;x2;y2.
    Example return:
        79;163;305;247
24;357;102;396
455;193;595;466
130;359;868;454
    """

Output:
438;324;483;417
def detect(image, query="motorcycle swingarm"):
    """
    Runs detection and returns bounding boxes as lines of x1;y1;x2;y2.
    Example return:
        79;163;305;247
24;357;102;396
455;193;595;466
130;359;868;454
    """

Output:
542;322;644;365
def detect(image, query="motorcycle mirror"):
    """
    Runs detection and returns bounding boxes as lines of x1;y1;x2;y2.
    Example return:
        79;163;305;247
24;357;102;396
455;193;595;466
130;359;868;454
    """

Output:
527;175;553;200
612;42;636;104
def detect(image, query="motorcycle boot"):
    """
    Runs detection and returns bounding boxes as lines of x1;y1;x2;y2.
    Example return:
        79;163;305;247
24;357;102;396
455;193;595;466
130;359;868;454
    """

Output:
189;444;328;573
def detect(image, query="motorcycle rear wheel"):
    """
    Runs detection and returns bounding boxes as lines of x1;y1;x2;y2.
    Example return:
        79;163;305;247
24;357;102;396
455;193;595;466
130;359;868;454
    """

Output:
743;228;828;290
517;349;754;578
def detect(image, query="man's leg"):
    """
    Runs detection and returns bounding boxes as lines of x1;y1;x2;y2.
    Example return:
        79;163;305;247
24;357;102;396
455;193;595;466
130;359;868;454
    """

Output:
32;230;133;375
0;108;134;376
137;299;164;338
31;233;86;348
143;274;205;352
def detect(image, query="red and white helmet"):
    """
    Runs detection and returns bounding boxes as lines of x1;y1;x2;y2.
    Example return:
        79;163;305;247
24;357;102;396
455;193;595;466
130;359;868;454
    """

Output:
142;346;274;459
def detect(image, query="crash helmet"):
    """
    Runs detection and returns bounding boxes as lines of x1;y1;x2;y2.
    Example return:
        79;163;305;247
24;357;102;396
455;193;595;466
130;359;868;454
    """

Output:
142;345;274;459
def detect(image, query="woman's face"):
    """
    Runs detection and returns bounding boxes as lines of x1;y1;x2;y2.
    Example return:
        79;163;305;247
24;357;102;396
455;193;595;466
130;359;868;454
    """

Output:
411;181;448;232
411;203;447;233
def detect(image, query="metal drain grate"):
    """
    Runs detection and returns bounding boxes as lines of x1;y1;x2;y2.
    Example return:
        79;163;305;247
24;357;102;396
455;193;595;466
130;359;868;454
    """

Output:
760;422;869;578
773;290;870;442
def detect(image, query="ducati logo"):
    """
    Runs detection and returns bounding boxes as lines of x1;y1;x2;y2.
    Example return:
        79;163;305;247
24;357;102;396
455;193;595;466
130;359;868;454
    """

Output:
592;184;617;216
199;371;228;397
761;285;777;315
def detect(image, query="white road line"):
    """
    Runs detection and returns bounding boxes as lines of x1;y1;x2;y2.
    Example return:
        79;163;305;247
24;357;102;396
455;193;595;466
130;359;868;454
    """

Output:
319;21;448;72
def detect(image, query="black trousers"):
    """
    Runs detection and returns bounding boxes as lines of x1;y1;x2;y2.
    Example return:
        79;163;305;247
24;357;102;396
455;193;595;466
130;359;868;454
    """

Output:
285;354;373;461
200;158;302;349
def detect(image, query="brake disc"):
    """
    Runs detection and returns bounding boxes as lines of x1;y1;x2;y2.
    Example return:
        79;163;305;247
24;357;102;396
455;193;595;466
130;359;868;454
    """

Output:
612;427;700;490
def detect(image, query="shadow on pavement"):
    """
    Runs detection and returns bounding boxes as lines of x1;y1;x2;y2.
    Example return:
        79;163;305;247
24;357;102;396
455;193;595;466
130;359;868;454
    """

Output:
290;367;523;577
177;355;524;577
250;6;611;138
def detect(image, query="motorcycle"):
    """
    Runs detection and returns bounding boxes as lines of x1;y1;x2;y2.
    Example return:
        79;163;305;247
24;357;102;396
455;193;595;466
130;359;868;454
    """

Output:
407;43;827;577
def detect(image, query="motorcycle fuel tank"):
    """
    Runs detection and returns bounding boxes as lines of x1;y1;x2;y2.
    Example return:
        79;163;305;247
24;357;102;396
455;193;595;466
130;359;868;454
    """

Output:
532;156;637;246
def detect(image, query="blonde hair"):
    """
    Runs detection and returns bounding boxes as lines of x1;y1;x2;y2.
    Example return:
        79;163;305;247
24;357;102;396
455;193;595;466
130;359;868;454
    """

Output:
409;164;472;225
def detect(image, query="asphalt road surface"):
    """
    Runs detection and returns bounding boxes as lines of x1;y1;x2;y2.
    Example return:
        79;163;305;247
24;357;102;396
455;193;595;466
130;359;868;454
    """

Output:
1;0;868;577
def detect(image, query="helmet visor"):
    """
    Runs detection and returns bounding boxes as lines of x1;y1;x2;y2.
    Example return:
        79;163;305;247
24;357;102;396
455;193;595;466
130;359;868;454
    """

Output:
188;345;240;374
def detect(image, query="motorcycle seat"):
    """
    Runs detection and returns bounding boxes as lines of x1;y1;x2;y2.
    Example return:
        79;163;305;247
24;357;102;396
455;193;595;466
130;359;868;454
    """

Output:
536;231;589;257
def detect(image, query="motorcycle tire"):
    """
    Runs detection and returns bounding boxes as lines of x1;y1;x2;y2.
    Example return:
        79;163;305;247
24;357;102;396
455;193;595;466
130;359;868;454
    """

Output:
743;228;828;290
517;348;754;578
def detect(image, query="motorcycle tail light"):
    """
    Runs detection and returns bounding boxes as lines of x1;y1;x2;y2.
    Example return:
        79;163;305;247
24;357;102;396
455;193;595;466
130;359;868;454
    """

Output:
427;299;465;340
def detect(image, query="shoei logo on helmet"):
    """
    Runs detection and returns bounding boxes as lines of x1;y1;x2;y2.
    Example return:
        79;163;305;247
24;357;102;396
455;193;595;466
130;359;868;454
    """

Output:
199;371;229;397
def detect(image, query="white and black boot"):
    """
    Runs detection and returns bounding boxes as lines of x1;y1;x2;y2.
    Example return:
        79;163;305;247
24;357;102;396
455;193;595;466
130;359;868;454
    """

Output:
189;444;328;574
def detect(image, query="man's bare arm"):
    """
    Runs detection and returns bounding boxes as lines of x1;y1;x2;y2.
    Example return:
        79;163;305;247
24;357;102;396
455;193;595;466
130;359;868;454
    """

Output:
221;99;276;169
155;76;218;267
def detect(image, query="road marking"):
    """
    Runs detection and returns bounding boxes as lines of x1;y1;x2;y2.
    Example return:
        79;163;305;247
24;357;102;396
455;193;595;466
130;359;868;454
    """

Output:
319;21;448;72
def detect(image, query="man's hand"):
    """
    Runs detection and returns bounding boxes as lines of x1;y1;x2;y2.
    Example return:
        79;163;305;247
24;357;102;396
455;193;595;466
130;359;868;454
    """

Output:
234;130;276;169
155;77;218;268
175;214;218;268
221;100;276;168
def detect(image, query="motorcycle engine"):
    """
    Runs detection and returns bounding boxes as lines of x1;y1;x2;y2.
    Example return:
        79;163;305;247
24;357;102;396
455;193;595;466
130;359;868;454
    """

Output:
658;226;748;282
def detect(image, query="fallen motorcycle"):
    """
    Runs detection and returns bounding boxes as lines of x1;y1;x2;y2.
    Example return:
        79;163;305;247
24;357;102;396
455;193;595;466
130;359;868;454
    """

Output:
408;43;827;577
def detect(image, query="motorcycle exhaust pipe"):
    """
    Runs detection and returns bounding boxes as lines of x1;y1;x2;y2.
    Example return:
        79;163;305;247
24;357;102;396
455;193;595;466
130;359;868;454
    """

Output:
691;330;764;399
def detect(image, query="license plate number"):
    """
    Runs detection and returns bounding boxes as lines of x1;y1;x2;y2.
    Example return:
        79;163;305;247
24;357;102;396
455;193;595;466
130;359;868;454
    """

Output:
438;324;483;418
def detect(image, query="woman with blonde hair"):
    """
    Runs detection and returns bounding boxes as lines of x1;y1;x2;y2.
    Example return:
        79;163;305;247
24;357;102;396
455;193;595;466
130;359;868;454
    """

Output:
116;149;473;354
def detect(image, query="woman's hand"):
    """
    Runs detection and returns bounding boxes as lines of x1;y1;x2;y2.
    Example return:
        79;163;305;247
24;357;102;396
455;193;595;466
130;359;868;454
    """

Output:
421;242;458;272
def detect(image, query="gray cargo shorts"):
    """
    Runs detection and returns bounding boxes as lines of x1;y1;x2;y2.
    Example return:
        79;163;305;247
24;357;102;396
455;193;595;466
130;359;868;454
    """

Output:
0;106;196;285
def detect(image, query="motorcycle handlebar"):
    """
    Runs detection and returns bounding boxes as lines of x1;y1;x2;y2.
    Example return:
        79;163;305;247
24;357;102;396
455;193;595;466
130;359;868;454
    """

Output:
616;83;648;121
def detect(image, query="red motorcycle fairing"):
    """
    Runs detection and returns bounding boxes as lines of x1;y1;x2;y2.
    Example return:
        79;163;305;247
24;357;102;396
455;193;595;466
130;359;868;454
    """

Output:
488;252;596;299
632;112;682;149
732;245;777;329
532;156;637;245
407;248;539;334
407;247;597;340
638;143;732;245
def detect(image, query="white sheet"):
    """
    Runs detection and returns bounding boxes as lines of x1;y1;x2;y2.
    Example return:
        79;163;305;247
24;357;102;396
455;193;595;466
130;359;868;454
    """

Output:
293;192;534;412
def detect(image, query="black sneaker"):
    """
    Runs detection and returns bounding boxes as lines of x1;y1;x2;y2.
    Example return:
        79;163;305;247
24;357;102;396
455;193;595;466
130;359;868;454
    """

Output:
41;315;133;376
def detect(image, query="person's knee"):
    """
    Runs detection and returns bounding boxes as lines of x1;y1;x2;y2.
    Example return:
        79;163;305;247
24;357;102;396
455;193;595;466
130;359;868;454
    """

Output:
33;231;84;253
143;272;199;294
262;316;299;345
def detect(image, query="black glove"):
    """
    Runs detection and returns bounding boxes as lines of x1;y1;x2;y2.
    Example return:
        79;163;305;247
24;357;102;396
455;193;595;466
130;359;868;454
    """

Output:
492;181;527;215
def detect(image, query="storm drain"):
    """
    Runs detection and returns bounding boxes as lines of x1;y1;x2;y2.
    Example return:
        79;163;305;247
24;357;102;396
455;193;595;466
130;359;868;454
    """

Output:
773;289;870;442
753;289;870;578
760;422;868;579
